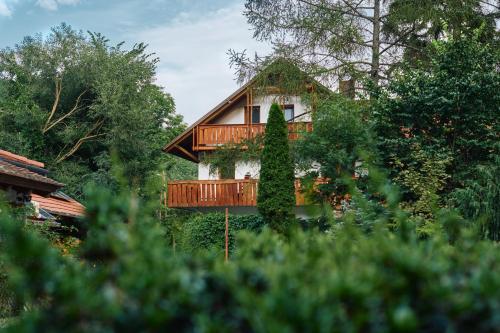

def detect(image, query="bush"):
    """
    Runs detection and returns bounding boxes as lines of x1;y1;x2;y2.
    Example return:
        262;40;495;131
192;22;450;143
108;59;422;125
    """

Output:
178;212;264;254
1;186;499;332
0;265;16;319
451;154;500;241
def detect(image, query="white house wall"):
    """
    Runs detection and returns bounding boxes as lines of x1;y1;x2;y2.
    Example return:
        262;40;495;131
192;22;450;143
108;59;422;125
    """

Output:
197;93;312;180
198;163;218;180
211;99;246;124
199;160;317;180
235;161;261;179
210;94;311;125
254;95;311;123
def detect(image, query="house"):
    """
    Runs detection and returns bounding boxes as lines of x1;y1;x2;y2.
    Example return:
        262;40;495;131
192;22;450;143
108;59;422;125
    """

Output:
0;149;84;223
163;66;328;215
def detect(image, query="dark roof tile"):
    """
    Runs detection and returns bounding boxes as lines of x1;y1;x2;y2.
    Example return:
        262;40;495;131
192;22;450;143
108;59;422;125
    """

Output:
0;160;63;187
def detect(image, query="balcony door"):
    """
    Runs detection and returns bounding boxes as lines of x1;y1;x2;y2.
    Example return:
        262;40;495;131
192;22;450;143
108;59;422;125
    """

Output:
283;104;294;122
251;106;261;124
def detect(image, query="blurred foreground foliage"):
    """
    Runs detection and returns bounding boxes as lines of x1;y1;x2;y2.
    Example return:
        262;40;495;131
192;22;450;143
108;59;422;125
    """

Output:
1;182;499;333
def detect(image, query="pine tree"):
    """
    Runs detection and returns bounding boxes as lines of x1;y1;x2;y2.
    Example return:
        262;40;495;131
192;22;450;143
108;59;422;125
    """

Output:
257;103;296;233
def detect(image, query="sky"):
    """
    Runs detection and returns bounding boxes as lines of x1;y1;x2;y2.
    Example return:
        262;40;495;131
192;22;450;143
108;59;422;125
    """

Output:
0;0;271;125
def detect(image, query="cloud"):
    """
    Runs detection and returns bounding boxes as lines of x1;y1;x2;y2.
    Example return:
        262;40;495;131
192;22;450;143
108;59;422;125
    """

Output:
36;0;80;11
0;0;13;17
134;3;271;125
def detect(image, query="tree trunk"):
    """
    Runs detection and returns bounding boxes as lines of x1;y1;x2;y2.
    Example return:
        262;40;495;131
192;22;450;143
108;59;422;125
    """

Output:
371;0;381;86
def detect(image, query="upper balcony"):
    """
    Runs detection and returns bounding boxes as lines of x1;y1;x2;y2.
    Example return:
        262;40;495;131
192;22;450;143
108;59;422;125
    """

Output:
192;122;312;151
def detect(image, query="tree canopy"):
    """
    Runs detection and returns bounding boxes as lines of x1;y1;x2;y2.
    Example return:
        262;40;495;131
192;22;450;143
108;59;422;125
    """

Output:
0;24;190;197
231;0;498;88
373;36;499;187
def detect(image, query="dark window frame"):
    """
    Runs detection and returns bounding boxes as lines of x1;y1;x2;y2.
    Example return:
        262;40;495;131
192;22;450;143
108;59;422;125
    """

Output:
251;105;261;124
283;104;295;122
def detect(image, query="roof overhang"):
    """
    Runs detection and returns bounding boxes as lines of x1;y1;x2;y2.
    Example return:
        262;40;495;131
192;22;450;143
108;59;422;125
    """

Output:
162;78;254;161
0;173;62;194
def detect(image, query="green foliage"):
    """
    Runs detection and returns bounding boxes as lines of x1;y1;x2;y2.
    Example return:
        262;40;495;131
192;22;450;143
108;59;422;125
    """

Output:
1;184;500;332
295;96;372;202
234;0;497;87
200;135;264;179
0;24;188;197
392;143;453;232
451;153;500;241
0;263;16;319
257;103;296;233
373;36;499;194
178;213;264;254
384;0;498;66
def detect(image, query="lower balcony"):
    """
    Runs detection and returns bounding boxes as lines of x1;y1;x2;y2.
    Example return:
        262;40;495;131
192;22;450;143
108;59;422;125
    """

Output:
167;179;313;208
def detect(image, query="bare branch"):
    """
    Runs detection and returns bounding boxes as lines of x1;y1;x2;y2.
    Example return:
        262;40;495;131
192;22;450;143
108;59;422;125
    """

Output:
55;119;105;164
298;0;373;22
379;26;417;56
340;0;374;22
43;89;87;133
43;79;62;131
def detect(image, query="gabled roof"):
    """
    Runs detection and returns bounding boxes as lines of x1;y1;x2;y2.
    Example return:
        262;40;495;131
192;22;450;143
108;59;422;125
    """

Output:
163;61;333;162
0;149;45;168
31;192;85;218
162;78;255;160
0;159;63;193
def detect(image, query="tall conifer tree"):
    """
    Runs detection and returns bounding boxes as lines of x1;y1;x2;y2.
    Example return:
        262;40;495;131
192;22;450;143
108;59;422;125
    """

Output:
257;103;296;233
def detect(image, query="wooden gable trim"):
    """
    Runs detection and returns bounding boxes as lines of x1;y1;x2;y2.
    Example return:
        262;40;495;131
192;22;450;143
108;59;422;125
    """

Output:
174;145;199;163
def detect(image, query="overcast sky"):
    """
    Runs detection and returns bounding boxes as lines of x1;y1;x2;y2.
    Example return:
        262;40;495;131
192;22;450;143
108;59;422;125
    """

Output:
0;0;271;125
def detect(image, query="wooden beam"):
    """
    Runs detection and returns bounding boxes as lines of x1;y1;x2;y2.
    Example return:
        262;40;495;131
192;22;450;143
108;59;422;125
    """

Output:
174;145;199;163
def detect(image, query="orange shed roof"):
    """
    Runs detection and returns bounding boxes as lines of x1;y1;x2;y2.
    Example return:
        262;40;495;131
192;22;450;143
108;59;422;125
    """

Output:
31;193;85;218
0;150;45;168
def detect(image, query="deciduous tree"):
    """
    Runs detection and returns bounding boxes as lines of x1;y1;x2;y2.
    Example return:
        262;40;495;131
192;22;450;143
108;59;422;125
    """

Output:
0;24;189;196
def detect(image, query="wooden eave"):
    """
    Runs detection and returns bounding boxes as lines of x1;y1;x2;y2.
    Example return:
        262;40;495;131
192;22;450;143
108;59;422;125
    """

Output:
0;173;62;194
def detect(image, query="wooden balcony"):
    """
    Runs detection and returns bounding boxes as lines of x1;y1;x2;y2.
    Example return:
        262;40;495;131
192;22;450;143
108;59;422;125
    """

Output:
193;122;312;151
167;179;313;208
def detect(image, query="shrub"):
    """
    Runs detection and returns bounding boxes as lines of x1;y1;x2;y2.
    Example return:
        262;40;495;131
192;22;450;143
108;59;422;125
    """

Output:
1;186;499;332
258;103;296;233
451;154;500;241
0;264;16;319
178;212;264;254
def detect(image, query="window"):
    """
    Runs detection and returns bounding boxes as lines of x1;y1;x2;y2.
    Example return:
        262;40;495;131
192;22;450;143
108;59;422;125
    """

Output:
251;106;261;123
283;104;294;122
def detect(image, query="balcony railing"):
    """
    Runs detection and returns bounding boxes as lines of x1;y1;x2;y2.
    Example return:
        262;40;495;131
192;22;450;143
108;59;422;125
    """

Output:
193;122;312;151
167;179;313;208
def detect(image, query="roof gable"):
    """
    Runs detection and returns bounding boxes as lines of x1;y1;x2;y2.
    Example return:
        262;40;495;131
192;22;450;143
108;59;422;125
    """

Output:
163;62;332;162
162;79;253;159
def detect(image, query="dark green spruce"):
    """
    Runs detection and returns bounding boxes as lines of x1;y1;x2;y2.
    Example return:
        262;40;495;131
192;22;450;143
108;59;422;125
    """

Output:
257;103;296;233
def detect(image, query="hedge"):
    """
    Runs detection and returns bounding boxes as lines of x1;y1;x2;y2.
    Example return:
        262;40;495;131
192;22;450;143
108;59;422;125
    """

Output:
1;187;499;332
178;212;264;254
